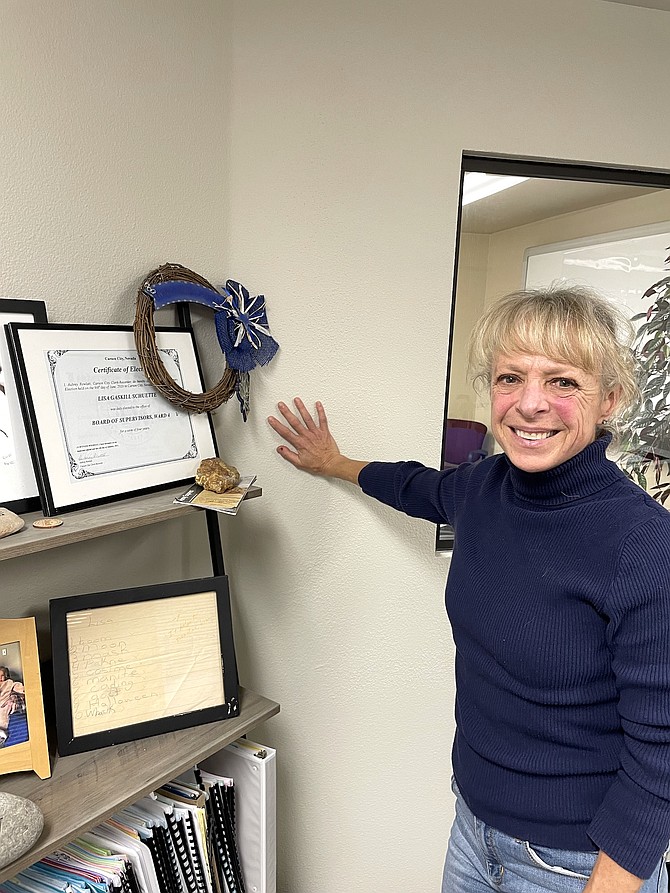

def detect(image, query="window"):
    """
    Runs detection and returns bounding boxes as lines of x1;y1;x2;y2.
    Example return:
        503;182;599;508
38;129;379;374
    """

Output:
437;154;670;551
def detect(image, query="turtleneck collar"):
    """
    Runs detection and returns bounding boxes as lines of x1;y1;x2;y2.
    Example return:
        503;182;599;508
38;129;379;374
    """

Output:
506;433;624;505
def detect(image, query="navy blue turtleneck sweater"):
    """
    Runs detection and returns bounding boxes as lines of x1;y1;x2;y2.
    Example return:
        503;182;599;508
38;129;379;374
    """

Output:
359;436;670;879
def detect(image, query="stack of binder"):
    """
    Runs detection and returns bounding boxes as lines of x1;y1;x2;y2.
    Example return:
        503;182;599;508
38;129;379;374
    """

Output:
0;738;276;893
201;738;276;893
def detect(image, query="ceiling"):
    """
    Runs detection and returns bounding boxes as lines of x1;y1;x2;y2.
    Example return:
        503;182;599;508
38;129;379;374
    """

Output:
461;179;662;234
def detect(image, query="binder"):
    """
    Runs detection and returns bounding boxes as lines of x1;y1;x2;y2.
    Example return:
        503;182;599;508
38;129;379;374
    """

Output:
82;824;161;893
201;739;276;893
177;808;209;893
155;786;212;893
205;778;245;893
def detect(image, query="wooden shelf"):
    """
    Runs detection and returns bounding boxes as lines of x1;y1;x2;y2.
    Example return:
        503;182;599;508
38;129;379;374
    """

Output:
0;481;277;883
0;485;262;561
0;687;279;882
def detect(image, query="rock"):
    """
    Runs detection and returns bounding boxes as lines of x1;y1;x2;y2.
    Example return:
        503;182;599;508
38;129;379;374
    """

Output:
195;458;241;494
0;792;43;869
0;508;24;539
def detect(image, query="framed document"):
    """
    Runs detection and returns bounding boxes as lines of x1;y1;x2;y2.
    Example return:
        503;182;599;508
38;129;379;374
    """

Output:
0;299;47;512
6;323;217;515
0;617;51;779
50;576;239;756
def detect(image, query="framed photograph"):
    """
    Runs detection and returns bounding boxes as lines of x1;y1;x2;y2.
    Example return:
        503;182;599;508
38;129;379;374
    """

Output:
50;576;239;756
6;323;217;515
0;617;51;779
0;299;48;513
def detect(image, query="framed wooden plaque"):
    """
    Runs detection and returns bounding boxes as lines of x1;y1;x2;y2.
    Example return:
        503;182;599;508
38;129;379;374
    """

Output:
0;617;51;779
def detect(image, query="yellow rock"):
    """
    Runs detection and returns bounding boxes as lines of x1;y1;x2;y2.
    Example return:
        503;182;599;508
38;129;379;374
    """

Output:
195;458;241;494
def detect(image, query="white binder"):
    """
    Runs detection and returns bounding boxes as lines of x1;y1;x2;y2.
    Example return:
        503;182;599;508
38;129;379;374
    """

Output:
201;738;276;893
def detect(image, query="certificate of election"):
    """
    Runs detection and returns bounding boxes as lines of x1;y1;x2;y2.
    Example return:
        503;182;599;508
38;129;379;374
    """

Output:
7;324;217;514
50;348;196;478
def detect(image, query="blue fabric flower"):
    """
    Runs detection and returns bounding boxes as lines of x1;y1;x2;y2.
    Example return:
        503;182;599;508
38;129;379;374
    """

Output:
214;281;279;373
146;278;279;373
144;277;279;421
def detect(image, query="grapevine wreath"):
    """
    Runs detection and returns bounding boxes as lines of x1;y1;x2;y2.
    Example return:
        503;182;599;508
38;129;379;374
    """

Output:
134;263;278;419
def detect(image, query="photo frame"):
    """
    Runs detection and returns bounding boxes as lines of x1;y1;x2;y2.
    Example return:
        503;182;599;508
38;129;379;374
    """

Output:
0;299;48;513
0;617;51;779
50;576;239;756
6;323;217;515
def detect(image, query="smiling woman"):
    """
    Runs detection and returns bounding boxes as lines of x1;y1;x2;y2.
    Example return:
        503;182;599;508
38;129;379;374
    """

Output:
467;286;638;474
490;353;616;473
268;149;670;890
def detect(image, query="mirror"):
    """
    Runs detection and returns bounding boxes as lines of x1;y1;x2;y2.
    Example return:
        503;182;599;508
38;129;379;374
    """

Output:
438;156;670;550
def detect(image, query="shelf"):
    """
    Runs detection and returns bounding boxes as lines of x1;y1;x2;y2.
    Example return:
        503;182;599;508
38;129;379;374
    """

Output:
0;485;262;562
0;687;279;882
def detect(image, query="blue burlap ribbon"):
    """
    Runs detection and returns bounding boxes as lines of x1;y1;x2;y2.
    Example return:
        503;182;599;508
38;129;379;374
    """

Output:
144;278;279;419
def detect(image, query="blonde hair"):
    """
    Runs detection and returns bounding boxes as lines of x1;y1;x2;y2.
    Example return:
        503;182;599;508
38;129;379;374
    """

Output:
467;286;639;431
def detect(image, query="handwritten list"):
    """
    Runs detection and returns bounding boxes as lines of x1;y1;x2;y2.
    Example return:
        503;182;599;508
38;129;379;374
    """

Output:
66;591;224;738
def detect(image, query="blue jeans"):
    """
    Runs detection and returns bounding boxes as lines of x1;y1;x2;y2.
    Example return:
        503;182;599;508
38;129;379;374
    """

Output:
443;780;668;892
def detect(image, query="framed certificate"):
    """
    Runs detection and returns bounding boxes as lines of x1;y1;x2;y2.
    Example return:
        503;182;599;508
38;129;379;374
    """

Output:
0;299;48;513
50;576;239;756
6;323;217;515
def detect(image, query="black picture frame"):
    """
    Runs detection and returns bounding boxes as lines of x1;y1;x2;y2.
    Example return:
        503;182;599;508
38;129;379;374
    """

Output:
0;299;48;513
6;322;218;515
50;576;239;756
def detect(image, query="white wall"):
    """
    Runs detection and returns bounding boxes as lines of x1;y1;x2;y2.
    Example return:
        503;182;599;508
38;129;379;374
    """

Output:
4;1;670;891
0;0;230;626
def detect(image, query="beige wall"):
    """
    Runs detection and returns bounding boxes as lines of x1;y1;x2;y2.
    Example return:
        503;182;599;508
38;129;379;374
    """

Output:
448;232;490;422
1;0;229;628
4;0;670;890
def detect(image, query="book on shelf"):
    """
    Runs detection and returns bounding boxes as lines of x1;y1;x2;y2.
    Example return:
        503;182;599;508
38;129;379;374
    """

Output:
174;476;257;516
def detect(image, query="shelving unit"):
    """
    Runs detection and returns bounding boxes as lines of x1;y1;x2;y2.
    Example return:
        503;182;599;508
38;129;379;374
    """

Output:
0;484;278;884
0;688;279;883
0;484;261;562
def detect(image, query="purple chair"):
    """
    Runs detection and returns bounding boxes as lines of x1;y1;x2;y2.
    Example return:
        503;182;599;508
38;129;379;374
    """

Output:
443;419;488;467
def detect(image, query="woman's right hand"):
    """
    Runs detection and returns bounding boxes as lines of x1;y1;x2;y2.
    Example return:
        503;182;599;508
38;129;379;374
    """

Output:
268;399;367;483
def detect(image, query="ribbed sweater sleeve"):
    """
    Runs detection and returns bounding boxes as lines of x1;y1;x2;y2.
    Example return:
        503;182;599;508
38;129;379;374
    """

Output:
587;516;670;878
358;460;462;524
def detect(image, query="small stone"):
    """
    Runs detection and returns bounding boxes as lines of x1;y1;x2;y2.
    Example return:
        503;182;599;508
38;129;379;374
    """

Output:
0;508;24;539
0;792;43;870
195;458;241;494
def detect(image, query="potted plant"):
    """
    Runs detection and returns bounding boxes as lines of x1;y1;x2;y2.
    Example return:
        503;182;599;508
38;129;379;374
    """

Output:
618;250;670;505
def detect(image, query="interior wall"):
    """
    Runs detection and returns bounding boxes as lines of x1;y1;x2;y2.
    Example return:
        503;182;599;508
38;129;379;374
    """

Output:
222;2;670;890
448;233;490;422
4;1;670;892
0;2;229;673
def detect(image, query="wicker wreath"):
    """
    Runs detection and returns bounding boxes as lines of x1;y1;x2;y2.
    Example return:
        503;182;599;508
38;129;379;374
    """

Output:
134;263;237;413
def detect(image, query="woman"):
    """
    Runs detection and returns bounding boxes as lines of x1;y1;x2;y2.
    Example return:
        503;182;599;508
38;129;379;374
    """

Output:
0;665;26;747
268;287;670;893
